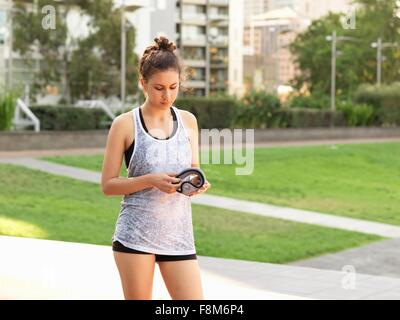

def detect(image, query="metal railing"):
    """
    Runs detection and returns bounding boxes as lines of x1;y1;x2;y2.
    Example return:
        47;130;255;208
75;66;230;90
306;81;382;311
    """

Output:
12;98;40;132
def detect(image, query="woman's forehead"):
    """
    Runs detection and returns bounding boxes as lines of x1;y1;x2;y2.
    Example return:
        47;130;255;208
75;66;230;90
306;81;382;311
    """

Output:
150;70;179;85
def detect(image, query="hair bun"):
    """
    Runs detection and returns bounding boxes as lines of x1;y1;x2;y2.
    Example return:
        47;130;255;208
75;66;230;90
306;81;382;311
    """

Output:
154;36;176;52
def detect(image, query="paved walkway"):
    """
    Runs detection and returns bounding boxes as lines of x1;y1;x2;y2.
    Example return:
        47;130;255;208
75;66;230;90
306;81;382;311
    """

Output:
1;156;400;238
2;235;400;300
289;237;400;280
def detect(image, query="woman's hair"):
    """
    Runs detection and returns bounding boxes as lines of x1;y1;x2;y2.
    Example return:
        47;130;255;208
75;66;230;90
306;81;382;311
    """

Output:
139;36;192;93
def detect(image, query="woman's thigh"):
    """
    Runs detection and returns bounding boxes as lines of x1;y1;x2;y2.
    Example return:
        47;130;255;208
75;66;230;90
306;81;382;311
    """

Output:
157;259;204;300
113;251;156;300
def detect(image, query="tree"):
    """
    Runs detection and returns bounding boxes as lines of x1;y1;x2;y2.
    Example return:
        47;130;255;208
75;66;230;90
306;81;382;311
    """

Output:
12;0;138;103
289;0;400;98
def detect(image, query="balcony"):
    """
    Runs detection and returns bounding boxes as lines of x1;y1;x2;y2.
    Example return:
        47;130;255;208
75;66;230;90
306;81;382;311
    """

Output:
209;35;228;46
184;59;206;68
183;80;206;88
208;0;229;6
181;0;207;5
210;81;227;88
210;55;228;65
181;12;206;25
181;34;207;46
208;13;228;21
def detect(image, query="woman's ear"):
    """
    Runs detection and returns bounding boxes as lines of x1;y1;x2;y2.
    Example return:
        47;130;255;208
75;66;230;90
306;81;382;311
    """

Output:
139;78;147;97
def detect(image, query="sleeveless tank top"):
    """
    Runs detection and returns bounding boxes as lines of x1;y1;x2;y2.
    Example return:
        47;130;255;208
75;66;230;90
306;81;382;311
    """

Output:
123;107;177;167
111;105;196;255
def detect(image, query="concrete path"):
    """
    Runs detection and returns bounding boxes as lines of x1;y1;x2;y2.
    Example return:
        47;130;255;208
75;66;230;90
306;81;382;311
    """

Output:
2;235;400;300
1;156;400;238
0;235;306;300
289;237;400;280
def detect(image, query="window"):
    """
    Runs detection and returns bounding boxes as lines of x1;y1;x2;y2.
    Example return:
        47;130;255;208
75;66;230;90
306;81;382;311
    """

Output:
183;47;205;60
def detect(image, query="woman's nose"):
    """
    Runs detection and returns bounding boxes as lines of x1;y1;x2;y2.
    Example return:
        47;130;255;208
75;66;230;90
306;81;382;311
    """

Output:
163;90;172;99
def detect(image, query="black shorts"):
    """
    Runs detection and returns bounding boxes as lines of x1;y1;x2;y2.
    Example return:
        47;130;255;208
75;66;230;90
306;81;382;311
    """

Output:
112;240;197;262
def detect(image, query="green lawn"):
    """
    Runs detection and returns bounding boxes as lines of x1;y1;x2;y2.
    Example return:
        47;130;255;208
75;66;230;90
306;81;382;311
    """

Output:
0;163;384;264
41;142;400;226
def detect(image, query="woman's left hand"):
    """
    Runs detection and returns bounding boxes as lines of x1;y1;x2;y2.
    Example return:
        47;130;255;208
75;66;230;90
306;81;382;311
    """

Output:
190;180;211;197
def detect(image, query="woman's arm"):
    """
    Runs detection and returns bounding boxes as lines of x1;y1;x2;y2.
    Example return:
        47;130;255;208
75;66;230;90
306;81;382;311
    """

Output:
181;110;211;195
183;111;200;168
101;115;181;196
101;115;154;196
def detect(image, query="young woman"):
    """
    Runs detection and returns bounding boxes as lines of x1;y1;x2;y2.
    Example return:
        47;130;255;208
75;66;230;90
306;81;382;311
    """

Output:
101;36;211;300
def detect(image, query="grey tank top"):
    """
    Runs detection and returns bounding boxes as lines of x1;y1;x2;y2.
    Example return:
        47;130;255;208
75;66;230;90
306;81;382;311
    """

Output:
111;105;196;255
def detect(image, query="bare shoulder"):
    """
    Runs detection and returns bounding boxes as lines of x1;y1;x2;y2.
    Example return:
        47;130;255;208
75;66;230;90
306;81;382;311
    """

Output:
177;108;198;130
109;111;135;149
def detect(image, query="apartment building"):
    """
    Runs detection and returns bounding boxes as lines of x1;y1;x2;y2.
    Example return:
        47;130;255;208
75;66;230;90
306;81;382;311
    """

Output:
132;0;242;98
242;0;355;91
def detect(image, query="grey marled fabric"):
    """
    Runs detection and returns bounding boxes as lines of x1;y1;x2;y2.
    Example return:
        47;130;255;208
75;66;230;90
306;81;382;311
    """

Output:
112;106;196;255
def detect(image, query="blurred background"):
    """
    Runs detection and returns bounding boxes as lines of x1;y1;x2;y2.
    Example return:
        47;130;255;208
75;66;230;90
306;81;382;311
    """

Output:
0;0;399;131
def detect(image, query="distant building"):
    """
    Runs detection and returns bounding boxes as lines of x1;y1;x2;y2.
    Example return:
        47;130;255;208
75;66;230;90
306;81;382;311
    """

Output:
242;0;355;92
131;0;242;98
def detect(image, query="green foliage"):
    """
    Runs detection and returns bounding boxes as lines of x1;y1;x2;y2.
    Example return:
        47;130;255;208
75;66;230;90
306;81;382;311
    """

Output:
354;82;400;126
233;90;281;128
337;101;377;126
290;0;400;96
12;0;138;103
0;91;17;131
286;93;330;109
275;108;347;128
175;96;239;129
29;105;110;130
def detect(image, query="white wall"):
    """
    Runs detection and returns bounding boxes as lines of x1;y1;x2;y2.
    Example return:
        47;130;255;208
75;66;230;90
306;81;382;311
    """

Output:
229;0;244;98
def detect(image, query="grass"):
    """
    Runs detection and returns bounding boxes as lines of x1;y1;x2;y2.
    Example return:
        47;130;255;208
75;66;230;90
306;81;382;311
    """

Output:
40;142;400;226
0;163;385;264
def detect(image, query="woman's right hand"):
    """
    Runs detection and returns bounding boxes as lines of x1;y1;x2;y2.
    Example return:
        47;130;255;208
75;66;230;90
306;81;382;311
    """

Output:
149;172;181;194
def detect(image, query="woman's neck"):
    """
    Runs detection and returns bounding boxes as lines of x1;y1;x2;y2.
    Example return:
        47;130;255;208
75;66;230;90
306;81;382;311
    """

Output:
141;101;172;121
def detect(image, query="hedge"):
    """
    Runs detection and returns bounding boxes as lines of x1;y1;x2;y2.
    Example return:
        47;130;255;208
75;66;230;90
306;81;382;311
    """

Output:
30;105;110;130
354;83;400;126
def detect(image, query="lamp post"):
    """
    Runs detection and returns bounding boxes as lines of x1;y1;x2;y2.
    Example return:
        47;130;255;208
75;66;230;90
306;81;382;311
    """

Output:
326;31;361;113
371;38;398;86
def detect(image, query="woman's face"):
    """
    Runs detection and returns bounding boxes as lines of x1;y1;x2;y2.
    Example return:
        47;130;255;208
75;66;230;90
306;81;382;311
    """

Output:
141;69;180;109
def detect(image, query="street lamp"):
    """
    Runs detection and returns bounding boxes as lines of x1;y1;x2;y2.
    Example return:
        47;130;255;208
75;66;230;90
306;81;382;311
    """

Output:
326;30;361;114
371;38;399;86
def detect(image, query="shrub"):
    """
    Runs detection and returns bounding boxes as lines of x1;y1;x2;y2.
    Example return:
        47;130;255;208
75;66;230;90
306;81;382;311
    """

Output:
29;105;110;130
286;93;330;109
276;108;346;128
233;90;281;128
0;91;17;131
354;83;400;126
175;96;238;129
337;101;377;126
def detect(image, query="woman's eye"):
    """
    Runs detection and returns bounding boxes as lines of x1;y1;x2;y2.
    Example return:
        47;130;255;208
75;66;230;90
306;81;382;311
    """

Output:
156;87;177;91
